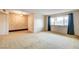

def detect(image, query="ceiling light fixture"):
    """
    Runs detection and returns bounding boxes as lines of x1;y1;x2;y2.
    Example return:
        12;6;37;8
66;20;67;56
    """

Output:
20;15;23;16
9;10;29;15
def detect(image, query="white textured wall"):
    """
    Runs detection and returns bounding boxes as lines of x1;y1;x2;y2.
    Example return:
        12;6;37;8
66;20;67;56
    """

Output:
73;11;79;36
28;14;34;32
44;16;48;31
0;13;8;35
9;13;28;30
34;14;44;32
51;25;67;34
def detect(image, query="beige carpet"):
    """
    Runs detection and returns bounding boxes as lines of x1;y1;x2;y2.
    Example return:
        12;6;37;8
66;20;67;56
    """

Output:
0;31;79;49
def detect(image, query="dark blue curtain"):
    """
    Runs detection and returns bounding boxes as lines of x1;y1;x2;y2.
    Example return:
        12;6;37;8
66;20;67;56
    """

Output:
48;16;51;31
67;13;74;35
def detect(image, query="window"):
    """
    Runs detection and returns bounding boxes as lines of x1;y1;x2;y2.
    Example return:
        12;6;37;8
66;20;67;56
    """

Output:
50;18;54;25
64;15;68;25
50;15;69;26
55;16;64;25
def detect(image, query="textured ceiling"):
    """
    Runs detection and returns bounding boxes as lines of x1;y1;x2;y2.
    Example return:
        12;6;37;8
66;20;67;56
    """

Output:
8;9;75;15
16;9;74;15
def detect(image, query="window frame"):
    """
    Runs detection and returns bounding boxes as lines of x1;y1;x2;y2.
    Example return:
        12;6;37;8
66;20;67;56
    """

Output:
50;15;68;26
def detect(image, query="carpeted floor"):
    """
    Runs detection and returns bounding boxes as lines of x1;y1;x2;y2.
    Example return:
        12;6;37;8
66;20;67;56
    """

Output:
0;31;79;49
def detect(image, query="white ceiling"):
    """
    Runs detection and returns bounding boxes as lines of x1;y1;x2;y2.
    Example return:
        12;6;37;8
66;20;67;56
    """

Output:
6;9;76;15
16;9;75;15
